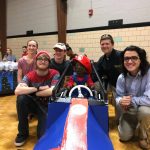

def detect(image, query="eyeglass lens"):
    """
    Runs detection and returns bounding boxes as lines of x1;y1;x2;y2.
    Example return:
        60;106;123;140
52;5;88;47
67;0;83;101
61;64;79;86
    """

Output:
37;57;49;62
124;56;139;62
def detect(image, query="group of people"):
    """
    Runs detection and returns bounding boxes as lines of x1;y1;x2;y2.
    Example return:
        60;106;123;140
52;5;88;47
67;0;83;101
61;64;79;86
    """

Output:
14;40;74;146
2;45;28;62
13;35;150;149
97;34;150;149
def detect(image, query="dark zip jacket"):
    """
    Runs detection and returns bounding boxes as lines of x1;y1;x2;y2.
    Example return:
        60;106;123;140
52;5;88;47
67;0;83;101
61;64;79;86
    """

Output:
95;49;122;87
49;58;73;76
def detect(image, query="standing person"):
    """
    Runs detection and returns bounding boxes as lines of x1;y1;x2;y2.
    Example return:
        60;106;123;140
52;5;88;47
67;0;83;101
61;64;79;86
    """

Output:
116;46;150;146
94;34;122;123
65;43;77;60
22;46;27;57
3;48;16;62
95;34;122;89
50;43;73;76
14;51;60;147
17;40;38;83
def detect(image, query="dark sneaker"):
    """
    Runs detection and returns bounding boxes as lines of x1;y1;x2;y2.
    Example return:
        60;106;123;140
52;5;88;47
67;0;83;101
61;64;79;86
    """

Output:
139;139;150;149
14;134;28;147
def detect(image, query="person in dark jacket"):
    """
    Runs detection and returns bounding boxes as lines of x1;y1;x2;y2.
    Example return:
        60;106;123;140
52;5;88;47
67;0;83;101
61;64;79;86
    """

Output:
49;43;73;76
94;34;122;123
95;34;122;89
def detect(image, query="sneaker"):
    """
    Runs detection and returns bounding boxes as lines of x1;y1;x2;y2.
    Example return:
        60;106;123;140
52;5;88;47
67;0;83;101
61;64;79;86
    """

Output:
14;134;28;147
139;139;150;149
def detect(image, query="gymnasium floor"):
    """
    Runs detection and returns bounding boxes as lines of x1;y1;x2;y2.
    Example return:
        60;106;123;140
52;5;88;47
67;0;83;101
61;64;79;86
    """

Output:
0;95;142;150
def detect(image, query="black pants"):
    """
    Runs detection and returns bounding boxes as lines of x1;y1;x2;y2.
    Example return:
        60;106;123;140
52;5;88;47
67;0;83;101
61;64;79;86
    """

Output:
16;95;47;138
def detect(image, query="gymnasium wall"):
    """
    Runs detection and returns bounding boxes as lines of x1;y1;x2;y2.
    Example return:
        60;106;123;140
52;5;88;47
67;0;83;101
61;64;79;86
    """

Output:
7;0;57;36
7;0;150;36
6;0;150;61
7;26;150;61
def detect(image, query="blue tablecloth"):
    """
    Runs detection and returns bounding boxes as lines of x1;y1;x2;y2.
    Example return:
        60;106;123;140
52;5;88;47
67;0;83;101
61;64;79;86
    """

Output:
0;70;17;95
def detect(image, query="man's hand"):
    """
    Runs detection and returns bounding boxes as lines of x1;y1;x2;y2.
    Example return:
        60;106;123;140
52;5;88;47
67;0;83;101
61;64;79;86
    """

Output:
119;96;132;111
18;83;28;87
15;82;38;95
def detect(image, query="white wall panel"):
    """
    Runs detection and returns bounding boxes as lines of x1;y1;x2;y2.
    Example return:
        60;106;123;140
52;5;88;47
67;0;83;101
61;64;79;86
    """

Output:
7;0;150;36
67;0;150;29
7;0;57;36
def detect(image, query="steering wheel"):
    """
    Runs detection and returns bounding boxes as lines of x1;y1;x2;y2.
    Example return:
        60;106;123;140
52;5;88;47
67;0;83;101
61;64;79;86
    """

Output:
69;85;93;98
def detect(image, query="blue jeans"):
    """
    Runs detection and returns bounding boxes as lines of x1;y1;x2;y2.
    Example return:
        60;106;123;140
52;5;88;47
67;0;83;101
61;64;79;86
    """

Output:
16;95;47;138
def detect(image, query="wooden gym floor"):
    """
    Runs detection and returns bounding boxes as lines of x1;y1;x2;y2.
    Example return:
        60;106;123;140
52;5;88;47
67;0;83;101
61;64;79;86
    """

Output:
0;95;142;150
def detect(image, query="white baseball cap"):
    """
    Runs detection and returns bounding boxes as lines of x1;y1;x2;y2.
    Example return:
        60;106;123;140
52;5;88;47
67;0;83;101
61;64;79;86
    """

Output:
53;43;66;51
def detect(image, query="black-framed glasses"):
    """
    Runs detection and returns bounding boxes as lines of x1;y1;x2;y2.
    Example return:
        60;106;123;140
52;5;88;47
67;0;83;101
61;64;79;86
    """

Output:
37;57;49;62
124;56;139;62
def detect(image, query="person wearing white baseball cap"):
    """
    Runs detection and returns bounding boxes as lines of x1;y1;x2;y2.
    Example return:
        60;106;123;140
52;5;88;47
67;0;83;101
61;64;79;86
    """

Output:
53;42;66;51
50;42;73;76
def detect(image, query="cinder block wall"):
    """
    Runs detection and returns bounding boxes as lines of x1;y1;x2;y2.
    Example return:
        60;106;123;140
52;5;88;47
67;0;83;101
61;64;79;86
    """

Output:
7;35;58;61
7;26;150;62
67;26;150;61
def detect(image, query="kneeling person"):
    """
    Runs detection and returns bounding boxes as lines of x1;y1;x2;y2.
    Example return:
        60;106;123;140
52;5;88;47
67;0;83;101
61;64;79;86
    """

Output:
14;51;60;146
116;46;150;145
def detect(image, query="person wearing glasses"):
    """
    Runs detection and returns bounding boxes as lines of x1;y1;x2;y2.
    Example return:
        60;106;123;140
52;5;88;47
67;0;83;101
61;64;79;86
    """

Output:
116;46;150;146
50;42;73;76
14;51;60;147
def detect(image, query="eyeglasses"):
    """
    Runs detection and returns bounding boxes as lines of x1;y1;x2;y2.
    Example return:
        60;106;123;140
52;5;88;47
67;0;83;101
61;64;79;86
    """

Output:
124;56;139;62
37;57;49;62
